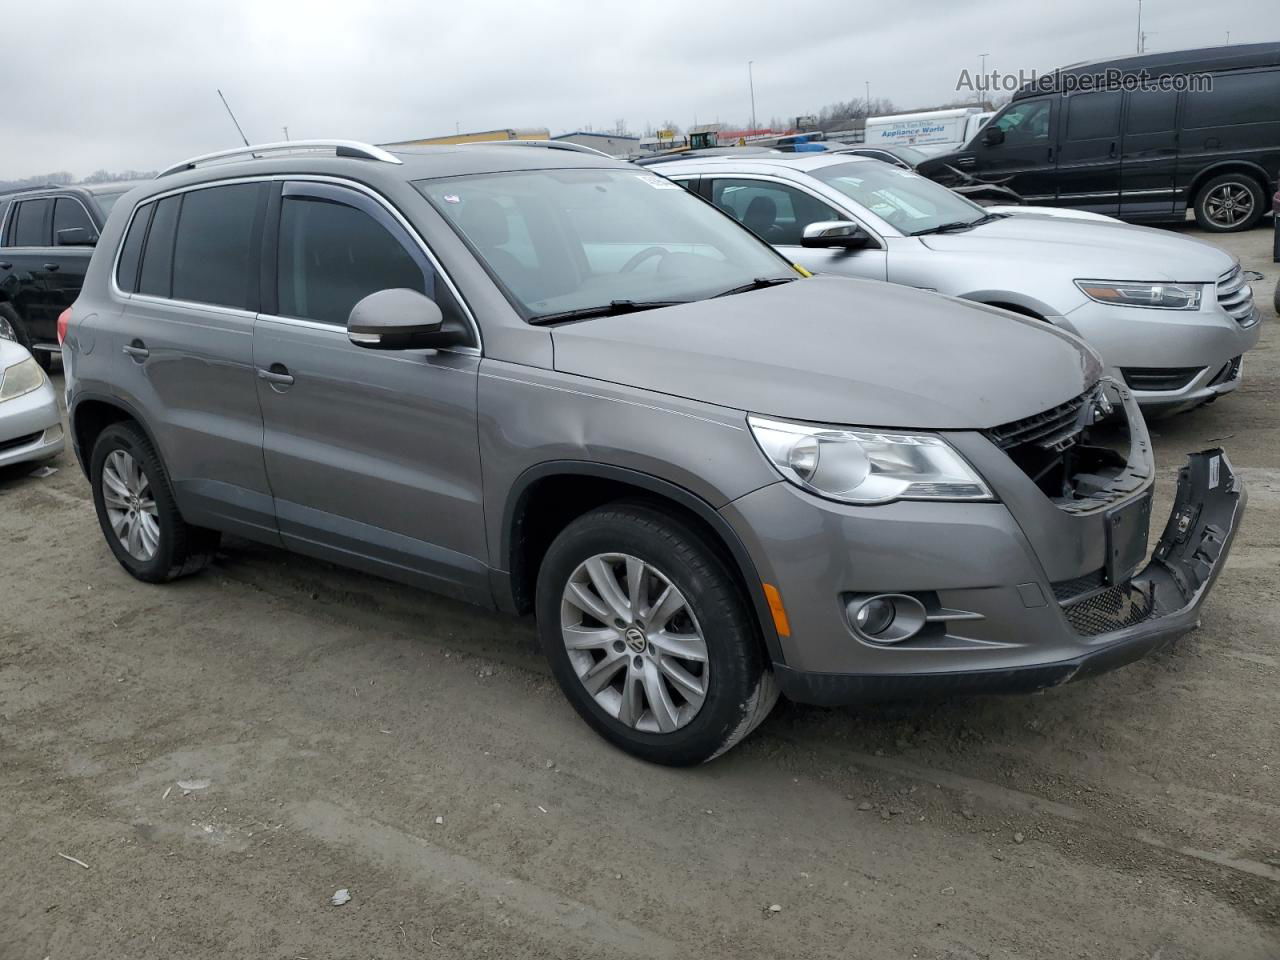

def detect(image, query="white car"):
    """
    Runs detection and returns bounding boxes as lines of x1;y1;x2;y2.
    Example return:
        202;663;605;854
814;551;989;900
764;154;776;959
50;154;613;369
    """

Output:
0;338;64;469
660;153;1261;415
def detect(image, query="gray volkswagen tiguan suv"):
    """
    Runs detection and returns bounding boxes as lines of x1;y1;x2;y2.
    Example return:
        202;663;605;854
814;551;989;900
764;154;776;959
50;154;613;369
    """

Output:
61;140;1244;765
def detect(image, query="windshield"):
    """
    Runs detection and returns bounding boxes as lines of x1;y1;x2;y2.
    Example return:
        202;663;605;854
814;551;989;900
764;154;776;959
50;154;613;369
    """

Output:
416;169;794;321
808;161;985;235
93;191;127;216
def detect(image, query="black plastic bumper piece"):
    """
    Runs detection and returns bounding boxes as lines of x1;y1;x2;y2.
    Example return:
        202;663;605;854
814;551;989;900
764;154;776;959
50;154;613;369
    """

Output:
775;449;1246;707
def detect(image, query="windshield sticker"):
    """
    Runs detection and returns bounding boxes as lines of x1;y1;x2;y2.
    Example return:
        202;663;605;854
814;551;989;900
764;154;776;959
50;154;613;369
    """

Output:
635;174;680;189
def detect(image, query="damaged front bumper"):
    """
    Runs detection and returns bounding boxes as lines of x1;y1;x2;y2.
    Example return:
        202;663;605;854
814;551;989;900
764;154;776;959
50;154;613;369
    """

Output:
734;448;1245;707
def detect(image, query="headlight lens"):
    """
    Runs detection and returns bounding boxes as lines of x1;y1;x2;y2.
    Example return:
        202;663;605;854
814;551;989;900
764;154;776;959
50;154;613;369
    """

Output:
1075;280;1203;310
748;416;993;505
0;356;45;401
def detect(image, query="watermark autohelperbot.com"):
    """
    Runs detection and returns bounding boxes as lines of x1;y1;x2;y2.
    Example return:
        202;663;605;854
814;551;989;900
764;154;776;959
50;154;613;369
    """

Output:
957;67;1213;96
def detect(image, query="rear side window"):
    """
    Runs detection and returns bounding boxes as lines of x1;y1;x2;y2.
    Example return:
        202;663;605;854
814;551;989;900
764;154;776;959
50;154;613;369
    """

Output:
1184;70;1280;128
1125;89;1178;134
277;195;462;327
170;184;263;310
0;200;10;242
53;197;95;241
138;196;180;298
1066;91;1122;141
115;203;153;294
11;198;52;246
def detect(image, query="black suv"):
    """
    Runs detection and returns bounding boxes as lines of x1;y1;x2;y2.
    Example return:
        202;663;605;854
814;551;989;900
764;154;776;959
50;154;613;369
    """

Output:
0;182;144;368
918;43;1280;233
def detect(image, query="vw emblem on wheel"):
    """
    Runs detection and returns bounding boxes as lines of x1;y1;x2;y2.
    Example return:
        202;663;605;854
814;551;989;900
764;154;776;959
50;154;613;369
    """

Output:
623;626;647;652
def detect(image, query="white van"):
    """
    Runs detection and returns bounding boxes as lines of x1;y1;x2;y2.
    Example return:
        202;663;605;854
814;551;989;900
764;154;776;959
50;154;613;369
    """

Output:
864;108;993;157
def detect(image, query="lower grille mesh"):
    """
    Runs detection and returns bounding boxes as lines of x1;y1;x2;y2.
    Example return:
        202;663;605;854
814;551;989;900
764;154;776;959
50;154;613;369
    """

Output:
1063;582;1155;637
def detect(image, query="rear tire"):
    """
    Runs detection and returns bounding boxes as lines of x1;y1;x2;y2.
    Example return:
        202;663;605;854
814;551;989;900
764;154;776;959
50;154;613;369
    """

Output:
90;422;220;583
1193;174;1266;233
535;501;777;766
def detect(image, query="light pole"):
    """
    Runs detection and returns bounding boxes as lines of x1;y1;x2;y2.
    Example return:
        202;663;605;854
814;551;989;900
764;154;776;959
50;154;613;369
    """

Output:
748;60;757;133
865;80;871;115
979;53;989;106
1136;0;1143;54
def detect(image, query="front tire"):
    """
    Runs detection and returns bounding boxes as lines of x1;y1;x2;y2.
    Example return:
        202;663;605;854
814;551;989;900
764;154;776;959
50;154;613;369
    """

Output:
535;502;777;766
90;422;219;583
1194;174;1266;233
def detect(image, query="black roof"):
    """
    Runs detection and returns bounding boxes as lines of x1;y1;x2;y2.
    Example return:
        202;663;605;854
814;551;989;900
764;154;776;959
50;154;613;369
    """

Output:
1014;42;1280;99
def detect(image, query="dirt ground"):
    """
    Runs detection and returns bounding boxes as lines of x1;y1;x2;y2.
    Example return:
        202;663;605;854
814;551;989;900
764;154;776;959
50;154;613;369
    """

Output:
2;223;1278;960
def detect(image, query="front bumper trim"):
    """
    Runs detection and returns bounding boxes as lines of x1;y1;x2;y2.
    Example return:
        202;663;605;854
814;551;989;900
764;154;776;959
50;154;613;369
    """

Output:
775;449;1245;706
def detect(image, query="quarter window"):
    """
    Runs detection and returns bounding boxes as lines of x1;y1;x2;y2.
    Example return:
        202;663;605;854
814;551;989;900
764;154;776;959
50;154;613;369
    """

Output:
138;196;180;299
276;194;464;329
170;183;263;310
710;179;841;246
116;203;153;294
11;198;52;247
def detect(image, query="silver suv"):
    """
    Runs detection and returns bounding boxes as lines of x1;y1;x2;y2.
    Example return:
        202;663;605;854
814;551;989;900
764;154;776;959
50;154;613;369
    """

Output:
62;140;1245;765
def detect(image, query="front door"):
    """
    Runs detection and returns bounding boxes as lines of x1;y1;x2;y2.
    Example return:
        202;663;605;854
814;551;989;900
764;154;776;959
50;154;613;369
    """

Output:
253;180;489;602
1054;91;1124;215
708;177;887;280
952;96;1060;203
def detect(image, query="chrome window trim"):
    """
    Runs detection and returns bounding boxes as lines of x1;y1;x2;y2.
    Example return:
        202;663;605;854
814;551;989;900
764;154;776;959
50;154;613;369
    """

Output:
108;174;483;353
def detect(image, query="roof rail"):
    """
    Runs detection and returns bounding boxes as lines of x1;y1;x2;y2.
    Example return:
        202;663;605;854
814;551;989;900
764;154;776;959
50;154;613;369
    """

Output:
471;139;614;159
157;140;403;178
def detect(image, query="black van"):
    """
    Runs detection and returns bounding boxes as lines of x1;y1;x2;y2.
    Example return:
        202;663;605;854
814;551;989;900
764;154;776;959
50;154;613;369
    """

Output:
918;43;1280;233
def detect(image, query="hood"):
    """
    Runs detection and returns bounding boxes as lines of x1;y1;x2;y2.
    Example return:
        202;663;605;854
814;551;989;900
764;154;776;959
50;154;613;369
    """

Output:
919;215;1236;281
0;337;39;368
550;276;1100;430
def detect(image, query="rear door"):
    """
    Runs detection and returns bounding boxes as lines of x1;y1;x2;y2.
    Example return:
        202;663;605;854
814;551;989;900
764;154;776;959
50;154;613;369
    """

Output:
46;196;97;329
1119;88;1180;219
1054;91;1124;215
707;175;887;280
252;180;488;601
1;197;59;350
111;181;278;540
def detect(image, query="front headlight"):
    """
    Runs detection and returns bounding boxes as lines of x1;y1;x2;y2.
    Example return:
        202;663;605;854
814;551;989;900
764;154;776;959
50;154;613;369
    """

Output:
748;416;993;505
1075;280;1203;310
0;356;45;401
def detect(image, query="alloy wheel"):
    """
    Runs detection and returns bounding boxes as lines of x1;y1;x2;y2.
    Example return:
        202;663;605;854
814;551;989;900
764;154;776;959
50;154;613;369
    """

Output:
560;552;709;734
102;449;160;561
1204;183;1255;228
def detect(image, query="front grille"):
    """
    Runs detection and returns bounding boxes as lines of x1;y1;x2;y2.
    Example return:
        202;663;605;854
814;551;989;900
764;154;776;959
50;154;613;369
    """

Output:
1121;367;1203;392
0;431;40;454
1208;355;1242;387
1052;569;1105;603
1062;582;1155;637
987;388;1090;452
1217;265;1257;327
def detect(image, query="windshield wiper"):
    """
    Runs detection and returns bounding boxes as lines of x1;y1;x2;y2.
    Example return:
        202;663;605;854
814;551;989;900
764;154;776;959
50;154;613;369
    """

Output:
528;299;687;326
712;276;798;298
910;212;1007;237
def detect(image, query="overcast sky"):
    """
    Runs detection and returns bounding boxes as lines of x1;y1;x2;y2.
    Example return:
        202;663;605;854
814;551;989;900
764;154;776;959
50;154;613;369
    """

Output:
2;0;1275;179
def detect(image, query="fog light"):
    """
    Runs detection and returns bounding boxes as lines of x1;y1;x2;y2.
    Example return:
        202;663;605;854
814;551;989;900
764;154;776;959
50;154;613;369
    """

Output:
847;594;928;644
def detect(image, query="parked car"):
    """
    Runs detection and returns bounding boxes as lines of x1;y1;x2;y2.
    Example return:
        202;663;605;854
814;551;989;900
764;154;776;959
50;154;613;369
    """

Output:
661;153;1261;415
833;145;1119;220
918;43;1280;232
0;338;64;469
63;140;1244;765
0;181;146;370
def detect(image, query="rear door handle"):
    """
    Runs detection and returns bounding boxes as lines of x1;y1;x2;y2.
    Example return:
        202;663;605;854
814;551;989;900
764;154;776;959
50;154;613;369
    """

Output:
0;262;11;270
257;365;294;387
122;341;149;361
43;263;60;272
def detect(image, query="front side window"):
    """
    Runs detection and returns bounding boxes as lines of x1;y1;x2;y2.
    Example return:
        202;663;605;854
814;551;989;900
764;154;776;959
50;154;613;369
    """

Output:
53;197;95;241
171;183;263;310
808;161;984;235
276;193;465;331
993;99;1054;143
11;198;51;247
417;168;792;320
710;179;842;246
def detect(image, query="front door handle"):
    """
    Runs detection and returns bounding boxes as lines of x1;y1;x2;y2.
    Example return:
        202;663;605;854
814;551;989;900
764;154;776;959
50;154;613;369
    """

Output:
122;341;149;361
257;364;295;387
43;263;60;272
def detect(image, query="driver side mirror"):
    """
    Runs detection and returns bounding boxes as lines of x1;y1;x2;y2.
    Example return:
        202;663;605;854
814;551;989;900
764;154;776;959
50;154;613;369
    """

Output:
801;220;872;250
983;126;1006;147
347;288;455;350
56;226;97;247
